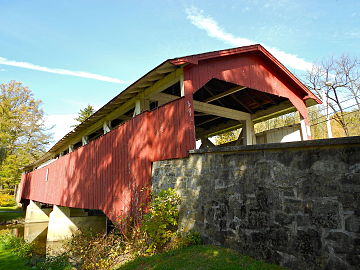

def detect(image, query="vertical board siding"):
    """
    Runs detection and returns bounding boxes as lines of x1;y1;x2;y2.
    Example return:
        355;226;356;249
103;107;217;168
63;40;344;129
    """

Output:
183;53;310;123
19;98;195;223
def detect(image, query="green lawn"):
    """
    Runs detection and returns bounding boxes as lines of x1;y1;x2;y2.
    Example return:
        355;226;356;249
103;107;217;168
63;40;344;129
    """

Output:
116;245;286;270
0;206;24;223
0;246;33;270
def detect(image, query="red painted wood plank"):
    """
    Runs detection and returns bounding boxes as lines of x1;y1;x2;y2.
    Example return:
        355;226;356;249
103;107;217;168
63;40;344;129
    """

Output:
19;98;195;223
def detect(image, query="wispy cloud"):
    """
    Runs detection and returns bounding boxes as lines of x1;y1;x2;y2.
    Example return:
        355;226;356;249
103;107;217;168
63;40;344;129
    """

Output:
0;56;127;84
185;7;313;71
45;113;77;145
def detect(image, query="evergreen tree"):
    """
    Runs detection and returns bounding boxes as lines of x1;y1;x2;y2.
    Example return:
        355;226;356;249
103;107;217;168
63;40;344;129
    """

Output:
72;105;95;127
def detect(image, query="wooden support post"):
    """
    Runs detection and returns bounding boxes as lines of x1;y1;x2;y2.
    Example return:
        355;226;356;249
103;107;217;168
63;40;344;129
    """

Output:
103;121;111;134
133;99;150;116
235;128;244;146
242;119;256;145
180;73;185;97
300;116;311;140
200;136;215;148
68;145;74;153
82;136;89;146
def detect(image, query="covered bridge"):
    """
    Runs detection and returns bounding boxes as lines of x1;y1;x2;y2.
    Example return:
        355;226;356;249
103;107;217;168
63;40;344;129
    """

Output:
18;44;320;224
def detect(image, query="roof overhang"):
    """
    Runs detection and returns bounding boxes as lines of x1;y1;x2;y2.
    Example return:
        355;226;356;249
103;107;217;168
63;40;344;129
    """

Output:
27;44;321;170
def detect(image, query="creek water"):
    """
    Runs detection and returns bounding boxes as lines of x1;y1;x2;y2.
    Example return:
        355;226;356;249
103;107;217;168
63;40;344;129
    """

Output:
0;222;62;256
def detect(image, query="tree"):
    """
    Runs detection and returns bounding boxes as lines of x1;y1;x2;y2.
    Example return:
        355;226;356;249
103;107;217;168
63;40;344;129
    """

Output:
0;81;51;193
72;105;95;127
304;55;360;136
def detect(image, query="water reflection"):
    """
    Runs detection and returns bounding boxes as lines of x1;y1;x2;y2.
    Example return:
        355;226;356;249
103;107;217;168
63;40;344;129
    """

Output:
0;222;64;256
24;222;48;255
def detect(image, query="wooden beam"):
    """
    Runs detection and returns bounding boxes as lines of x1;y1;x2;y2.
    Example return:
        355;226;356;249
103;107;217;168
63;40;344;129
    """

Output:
197;116;221;126
244;91;262;108
200;137;215;148
196;120;241;139
147;74;165;81
300;116;311;140
155;93;251;121
136;81;154;88
82;136;89;146
229;95;254;113
203;86;227;107
103;121;111;134
252;100;295;123
204;86;246;103
156;66;177;74
117;115;131;121
194;112;208;116
242;119;256;145
193;100;251;121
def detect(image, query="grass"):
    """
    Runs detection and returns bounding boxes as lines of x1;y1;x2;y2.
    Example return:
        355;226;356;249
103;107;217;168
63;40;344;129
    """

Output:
0;206;24;223
116;245;286;270
0;245;33;270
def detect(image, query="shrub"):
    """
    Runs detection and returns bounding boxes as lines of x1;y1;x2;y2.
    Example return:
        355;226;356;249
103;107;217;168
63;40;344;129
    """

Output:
61;188;183;269
36;254;73;270
0;193;16;207
64;230;125;270
0;231;33;258
141;188;181;253
182;230;203;246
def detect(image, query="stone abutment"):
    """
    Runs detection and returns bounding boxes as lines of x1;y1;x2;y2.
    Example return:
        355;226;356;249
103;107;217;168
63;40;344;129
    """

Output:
152;136;360;270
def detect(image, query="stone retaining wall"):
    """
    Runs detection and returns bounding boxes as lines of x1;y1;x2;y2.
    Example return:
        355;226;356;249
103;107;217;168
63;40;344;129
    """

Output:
152;136;360;270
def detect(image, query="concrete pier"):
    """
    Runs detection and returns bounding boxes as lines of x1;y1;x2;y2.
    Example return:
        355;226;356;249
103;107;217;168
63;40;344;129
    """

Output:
47;205;106;242
25;200;52;223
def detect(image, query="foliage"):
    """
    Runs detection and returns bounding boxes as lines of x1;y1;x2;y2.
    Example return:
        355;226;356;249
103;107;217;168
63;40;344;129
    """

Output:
0;81;51;192
215;129;240;145
0;231;33;258
0;146;5;165
61;188;182;270
181;230;202;246
0;231;72;270
36;254;73;270
64;230;124;270
72;104;95;127
142;188;181;253
0;193;16;206
116;244;286;270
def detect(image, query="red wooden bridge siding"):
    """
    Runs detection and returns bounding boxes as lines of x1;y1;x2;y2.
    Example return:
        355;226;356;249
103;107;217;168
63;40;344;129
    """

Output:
19;98;195;222
181;50;312;123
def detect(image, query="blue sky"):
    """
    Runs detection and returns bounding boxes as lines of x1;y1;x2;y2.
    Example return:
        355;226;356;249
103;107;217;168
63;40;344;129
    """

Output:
1;0;359;144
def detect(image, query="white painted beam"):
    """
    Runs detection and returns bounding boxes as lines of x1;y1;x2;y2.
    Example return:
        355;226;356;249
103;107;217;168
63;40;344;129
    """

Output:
193;100;251;121
103;121;111;134
300;117;311;140
180;73;185;97
154;92;251;121
68;145;74;153
82;136;89;146
133;99;150;116
242;119;256;145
